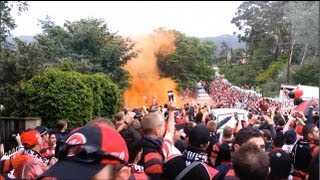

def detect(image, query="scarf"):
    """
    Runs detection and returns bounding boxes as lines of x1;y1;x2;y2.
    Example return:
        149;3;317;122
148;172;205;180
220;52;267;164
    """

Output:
183;147;208;166
23;149;48;164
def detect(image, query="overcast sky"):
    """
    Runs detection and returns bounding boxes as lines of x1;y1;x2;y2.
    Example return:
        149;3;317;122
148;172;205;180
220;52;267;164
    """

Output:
11;1;243;38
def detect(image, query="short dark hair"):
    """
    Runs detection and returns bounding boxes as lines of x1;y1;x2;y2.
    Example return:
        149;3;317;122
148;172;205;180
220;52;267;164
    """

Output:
272;131;285;148
57;119;67;130
302;123;317;139
232;143;270;180
234;127;263;147
115;112;125;121
223;126;233;139
119;128;142;163
49;130;57;137
261;129;272;141
183;122;194;137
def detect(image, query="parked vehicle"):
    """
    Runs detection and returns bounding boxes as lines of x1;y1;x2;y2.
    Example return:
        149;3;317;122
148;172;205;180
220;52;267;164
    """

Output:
210;108;249;135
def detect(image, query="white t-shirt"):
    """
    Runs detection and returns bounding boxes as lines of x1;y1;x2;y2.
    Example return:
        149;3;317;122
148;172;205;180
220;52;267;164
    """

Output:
162;133;182;163
282;144;294;154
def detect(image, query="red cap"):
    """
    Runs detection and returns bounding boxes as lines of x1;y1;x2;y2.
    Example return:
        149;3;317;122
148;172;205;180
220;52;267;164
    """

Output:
39;123;129;179
296;124;303;136
20;130;40;148
65;123;129;164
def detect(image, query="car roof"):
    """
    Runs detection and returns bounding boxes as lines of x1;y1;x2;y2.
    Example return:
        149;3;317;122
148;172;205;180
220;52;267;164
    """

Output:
210;108;249;115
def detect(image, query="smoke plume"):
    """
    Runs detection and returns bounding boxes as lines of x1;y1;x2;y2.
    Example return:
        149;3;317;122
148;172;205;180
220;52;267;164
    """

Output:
123;29;183;108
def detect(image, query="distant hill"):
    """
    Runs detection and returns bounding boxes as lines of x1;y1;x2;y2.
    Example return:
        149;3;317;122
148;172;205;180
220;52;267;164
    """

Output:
201;34;245;53
6;35;35;43
6;34;245;53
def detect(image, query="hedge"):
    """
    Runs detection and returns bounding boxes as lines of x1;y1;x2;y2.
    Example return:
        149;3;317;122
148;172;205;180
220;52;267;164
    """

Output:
19;68;121;129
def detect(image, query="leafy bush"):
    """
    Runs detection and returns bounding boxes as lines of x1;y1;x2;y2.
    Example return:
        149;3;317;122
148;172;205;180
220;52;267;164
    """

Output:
256;61;285;85
20;68;93;128
292;60;319;86
18;68;122;129
82;73;122;118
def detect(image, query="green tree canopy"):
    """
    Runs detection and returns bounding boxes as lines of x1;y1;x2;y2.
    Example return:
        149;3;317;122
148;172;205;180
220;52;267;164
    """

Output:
255;60;285;85
0;1;28;43
35;17;139;90
156;31;216;90
292;60;319;86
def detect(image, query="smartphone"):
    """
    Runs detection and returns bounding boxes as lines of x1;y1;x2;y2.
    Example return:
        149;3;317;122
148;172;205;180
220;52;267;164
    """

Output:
167;90;174;102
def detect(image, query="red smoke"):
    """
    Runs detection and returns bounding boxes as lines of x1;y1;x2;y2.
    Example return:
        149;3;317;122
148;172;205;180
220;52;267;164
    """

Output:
123;29;183;108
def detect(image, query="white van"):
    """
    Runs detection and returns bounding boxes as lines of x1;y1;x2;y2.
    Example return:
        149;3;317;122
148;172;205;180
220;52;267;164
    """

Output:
210;108;249;136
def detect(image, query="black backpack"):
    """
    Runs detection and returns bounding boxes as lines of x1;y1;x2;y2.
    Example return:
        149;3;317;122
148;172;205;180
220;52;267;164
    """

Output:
290;139;317;172
214;141;232;167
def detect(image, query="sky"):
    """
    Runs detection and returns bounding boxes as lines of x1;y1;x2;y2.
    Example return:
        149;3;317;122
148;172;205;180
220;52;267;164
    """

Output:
11;1;243;38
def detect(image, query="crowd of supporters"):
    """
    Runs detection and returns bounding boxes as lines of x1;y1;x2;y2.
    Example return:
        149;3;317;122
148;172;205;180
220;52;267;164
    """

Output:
0;76;319;180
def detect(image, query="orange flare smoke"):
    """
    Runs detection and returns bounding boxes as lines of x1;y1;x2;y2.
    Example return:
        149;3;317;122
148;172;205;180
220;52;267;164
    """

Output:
123;29;183;109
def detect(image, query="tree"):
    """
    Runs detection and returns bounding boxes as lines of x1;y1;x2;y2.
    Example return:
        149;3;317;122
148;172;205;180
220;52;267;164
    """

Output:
0;1;28;43
0;39;45;116
231;48;245;64
283;1;319;65
292;60;319;86
255;61;285;85
156;31;216;90
231;1;290;61
35;17;139;90
219;41;229;62
219;63;257;87
0;1;28;114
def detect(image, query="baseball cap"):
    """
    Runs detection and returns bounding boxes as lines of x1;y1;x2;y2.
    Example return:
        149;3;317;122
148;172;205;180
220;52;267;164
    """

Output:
35;126;48;136
20;129;41;148
188;124;210;147
39;123;129;179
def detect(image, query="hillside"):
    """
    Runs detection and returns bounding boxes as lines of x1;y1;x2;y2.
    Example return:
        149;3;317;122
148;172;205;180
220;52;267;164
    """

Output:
6;35;35;43
201;34;245;52
7;34;245;53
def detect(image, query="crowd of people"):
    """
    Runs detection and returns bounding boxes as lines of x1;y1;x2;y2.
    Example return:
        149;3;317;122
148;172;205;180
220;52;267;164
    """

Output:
207;76;260;110
0;76;319;180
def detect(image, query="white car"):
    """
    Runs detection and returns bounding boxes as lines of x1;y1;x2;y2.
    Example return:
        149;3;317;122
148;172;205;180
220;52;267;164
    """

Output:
210;108;249;135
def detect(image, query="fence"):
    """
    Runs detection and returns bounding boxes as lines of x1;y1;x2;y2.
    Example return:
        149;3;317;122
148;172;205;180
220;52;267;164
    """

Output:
0;117;41;153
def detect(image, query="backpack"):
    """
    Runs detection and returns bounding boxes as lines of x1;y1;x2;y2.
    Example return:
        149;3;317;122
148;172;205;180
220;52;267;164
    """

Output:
290;139;317;173
214;142;232;167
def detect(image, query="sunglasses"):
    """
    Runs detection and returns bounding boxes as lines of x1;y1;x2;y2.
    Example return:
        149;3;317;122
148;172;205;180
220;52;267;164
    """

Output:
64;144;127;165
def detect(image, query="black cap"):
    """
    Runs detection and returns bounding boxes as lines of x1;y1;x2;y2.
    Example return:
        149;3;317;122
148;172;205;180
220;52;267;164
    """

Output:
188;124;210;147
35;126;48;136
